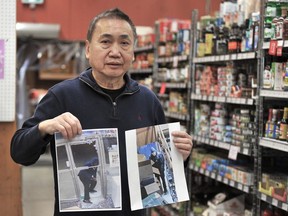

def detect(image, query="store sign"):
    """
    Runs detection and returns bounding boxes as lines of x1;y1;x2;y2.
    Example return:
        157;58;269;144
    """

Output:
0;39;4;79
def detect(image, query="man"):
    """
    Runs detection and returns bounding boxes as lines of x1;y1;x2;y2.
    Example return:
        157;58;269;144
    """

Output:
11;8;192;216
149;147;168;194
78;157;99;204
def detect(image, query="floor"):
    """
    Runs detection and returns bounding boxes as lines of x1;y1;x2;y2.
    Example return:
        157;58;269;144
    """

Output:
22;153;54;216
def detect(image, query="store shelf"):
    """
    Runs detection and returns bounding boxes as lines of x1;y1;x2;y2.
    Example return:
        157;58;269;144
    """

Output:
259;138;288;152
154;82;187;89
129;68;153;74
156;55;188;63
260;90;288;99
164;111;189;121
191;93;255;105
193;52;256;63
134;45;154;53
263;40;288;50
39;72;77;80
189;163;252;193
193;135;252;156
258;192;288;211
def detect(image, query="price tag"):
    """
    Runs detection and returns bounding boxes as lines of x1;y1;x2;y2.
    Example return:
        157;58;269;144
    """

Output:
200;168;204;173
248;52;255;59
211;172;216;179
243;148;249;155
237;53;243;60
244;185;249;193
224;178;228;184
228;145;240;160
272;198;278;206
217;175;222;181
173;56;178;67
235;98;241;104
282;203;288;211
229;180;235;187
261;193;267;200
218;97;224;102
212;140;216;146
205;170;209;176
237;183;243;190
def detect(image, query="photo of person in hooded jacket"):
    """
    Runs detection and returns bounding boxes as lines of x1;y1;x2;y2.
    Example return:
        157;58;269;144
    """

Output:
78;156;99;204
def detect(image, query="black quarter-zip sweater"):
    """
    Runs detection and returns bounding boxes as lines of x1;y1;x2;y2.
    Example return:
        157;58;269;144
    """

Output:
11;68;166;216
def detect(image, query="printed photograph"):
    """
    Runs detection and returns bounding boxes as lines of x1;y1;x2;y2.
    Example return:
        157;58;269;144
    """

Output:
55;128;121;212
126;122;189;211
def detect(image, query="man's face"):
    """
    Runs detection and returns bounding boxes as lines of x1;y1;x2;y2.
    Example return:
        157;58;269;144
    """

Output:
85;18;135;80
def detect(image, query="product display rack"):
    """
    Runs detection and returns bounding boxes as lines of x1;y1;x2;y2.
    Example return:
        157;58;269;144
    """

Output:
188;7;260;215
256;0;288;215
150;20;192;216
153;21;191;131
129;44;155;88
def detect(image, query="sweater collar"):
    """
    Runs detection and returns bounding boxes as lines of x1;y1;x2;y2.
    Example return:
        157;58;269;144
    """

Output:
79;67;139;94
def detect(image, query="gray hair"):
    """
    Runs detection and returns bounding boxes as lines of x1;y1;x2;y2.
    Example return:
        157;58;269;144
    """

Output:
86;8;137;43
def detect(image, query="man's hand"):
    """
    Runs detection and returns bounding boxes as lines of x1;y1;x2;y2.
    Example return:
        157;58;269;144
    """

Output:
38;112;82;140
172;131;193;161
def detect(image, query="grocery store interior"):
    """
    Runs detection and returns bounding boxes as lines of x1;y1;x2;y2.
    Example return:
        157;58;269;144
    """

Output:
2;0;288;215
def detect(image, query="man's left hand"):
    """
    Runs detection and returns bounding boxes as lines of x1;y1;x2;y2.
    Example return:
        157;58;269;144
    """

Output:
172;131;193;161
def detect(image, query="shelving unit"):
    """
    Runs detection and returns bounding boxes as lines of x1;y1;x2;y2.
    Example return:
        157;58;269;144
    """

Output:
129;44;154;88
153;19;191;131
187;6;260;215
256;0;288;214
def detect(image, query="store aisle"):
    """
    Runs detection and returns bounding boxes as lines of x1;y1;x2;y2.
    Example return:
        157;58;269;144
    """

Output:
22;155;54;216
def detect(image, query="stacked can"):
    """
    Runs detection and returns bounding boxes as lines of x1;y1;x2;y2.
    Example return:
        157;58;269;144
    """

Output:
210;103;227;141
194;103;211;137
230;108;255;148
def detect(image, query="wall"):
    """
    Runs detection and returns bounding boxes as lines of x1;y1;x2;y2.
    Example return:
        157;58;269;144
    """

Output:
17;0;222;40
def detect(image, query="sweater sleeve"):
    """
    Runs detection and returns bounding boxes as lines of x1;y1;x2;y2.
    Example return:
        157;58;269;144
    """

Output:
10;90;61;166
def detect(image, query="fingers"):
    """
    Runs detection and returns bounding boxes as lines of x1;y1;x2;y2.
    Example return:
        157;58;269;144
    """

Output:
172;131;193;160
39;112;82;140
55;112;82;139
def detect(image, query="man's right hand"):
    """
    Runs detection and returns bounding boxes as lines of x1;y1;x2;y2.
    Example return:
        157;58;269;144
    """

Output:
38;112;82;140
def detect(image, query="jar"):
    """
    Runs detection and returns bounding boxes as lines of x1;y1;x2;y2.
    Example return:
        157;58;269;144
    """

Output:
264;23;273;41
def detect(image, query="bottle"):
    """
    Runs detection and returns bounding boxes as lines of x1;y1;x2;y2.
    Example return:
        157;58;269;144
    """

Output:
271;109;278;139
263;65;273;89
204;22;214;56
276;109;284;139
252;12;260;50
278;107;288;141
212;26;219;55
265;109;273;137
264;22;273;42
282;61;288;91
247;18;253;51
228;23;240;53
